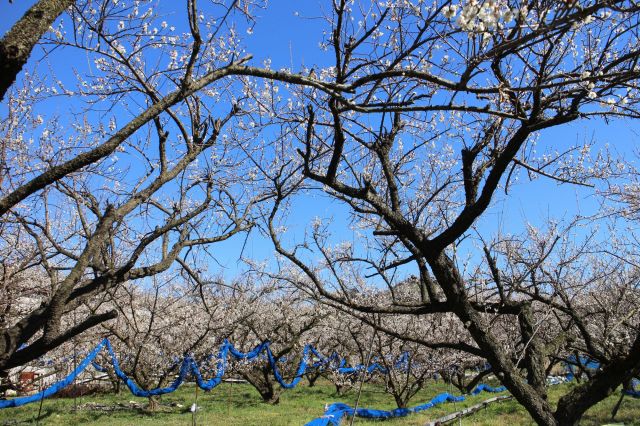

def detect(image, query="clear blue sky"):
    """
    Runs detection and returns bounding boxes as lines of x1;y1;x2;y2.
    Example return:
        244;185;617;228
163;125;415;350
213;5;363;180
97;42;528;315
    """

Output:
3;1;638;283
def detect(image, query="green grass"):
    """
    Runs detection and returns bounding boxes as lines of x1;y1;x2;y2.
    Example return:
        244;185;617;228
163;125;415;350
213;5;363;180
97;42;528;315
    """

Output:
0;379;639;425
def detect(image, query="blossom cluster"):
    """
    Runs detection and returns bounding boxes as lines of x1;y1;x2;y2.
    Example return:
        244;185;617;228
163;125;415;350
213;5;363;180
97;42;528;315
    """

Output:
443;0;521;32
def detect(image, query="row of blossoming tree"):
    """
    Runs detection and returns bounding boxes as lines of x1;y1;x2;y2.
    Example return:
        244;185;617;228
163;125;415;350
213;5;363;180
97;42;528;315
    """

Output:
2;275;479;409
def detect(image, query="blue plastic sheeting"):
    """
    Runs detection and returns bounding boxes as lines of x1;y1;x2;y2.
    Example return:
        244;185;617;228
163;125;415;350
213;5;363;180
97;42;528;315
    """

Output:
547;375;571;386
623;379;640;398
310;348;343;369
310;347;400;375
470;383;506;395
0;338;323;407
305;387;492;426
305;373;638;425
336;362;387;375
0;339;108;408
104;338;312;396
1;335;625;412
565;355;600;373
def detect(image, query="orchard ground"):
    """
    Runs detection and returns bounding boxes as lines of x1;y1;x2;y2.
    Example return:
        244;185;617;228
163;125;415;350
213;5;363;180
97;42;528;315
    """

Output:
0;380;638;425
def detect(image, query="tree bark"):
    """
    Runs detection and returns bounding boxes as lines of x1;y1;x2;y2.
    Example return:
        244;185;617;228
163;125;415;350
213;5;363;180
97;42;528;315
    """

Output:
0;0;74;101
518;306;548;400
147;395;160;411
242;368;282;405
306;372;321;387
427;252;558;426
554;338;640;425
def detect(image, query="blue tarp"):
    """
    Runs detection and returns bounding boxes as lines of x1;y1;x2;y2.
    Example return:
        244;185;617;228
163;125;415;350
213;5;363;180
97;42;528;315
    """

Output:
565;355;600;373
623;378;640;398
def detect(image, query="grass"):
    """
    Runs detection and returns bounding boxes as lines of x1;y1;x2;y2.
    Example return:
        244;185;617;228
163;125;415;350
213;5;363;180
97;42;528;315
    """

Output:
0;379;639;425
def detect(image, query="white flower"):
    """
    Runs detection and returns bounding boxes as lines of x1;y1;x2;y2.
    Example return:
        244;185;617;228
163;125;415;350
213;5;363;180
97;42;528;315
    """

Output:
443;5;458;19
503;9;515;23
599;10;612;19
161;21;167;29
588;91;597;99
118;21;125;30
581;71;591;79
456;15;469;30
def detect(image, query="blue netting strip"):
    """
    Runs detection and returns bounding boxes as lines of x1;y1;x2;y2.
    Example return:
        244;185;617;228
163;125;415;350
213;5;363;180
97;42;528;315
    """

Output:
3;337;631;413
0;338;365;407
304;385;504;426
0;339;108;408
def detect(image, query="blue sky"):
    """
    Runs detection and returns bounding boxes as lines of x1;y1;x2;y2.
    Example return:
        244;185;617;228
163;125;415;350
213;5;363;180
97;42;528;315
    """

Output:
3;1;638;283
1;0;352;280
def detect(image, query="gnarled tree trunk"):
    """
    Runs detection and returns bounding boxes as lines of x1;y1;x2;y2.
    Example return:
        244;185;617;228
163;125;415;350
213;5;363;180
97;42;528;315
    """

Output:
0;0;74;101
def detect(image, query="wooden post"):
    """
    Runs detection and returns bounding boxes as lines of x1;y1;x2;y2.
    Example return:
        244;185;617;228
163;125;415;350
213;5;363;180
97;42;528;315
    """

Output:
35;373;44;425
611;392;625;421
425;395;513;426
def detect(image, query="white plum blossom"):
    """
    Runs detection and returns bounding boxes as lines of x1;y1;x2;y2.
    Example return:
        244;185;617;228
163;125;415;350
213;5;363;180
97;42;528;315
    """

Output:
450;0;517;32
442;5;458;19
503;8;514;23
